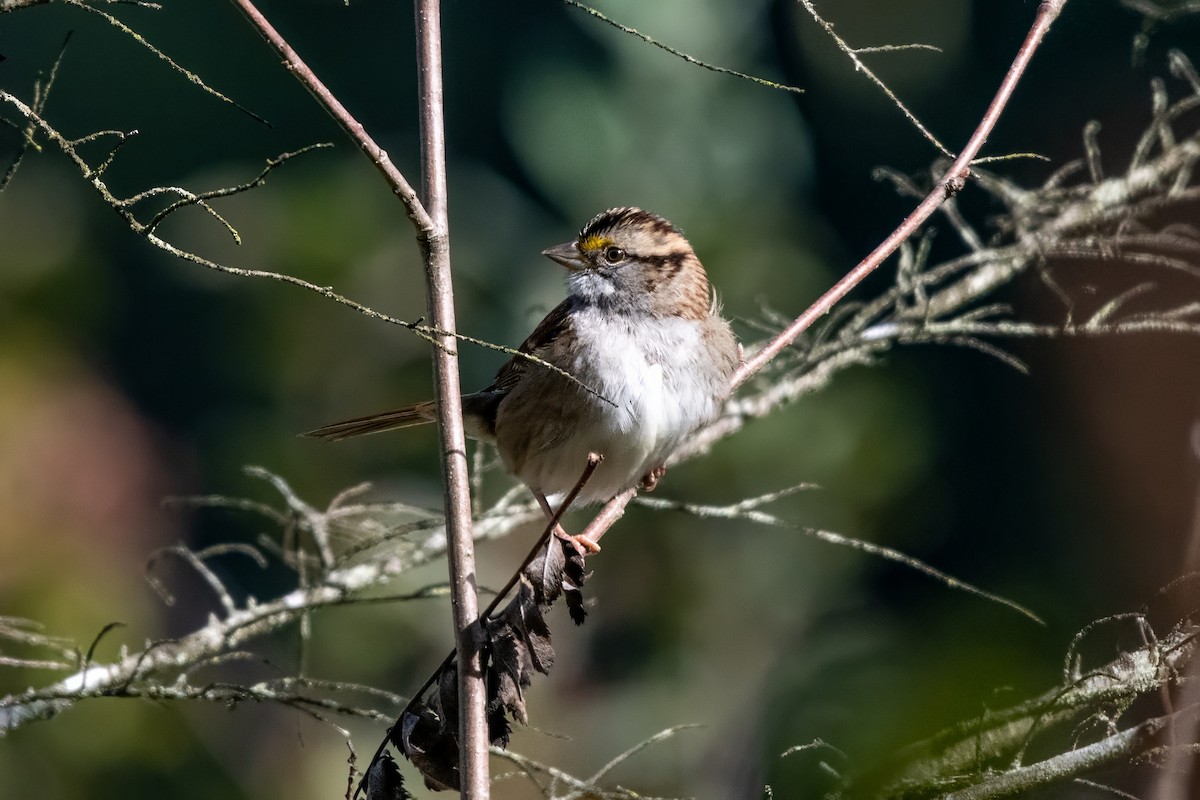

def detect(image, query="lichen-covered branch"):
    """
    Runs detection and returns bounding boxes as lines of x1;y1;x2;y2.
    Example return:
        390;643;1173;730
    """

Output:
821;620;1199;799
0;468;537;734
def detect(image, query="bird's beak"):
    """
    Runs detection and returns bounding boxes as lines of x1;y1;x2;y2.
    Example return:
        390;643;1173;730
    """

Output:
541;241;587;271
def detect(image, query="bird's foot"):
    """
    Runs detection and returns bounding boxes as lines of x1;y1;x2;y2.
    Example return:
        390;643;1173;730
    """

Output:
554;524;601;555
640;465;667;492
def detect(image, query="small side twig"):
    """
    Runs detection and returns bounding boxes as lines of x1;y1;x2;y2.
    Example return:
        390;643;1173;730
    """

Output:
796;0;952;156
559;0;804;95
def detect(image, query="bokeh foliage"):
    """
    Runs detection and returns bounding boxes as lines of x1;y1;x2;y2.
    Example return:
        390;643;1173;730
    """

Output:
2;1;1199;797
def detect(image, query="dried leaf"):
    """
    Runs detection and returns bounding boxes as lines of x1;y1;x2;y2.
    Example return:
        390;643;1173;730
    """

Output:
393;697;459;792
563;551;588;625
365;752;411;800
531;537;566;605
489;625;528;725
520;594;555;672
391;537;590;790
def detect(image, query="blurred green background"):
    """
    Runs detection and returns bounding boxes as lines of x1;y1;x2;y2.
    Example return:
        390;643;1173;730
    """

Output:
2;1;1199;797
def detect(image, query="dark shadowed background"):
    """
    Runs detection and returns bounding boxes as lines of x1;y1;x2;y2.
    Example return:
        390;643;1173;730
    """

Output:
2;1;1199;797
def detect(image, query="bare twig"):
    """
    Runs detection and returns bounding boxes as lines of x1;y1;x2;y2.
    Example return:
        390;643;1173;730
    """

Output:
559;0;804;95
1;90;605;401
490;724;701;800
58;0;266;123
734;0;1071;388
2;0;161;13
850;622;1200;799
637;493;1043;624
952;708;1195;800
579;487;638;546
0;0;53;10
227;0;433;233
1;31;70;191
795;0;952;156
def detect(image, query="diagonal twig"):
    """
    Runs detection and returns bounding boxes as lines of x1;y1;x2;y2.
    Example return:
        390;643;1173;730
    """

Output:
734;0;1071;388
560;0;804;95
226;0;433;234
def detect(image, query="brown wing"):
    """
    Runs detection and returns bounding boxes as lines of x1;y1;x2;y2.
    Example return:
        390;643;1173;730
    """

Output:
487;296;577;394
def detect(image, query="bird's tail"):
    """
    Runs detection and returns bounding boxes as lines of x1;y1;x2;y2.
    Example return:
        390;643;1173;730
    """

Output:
303;402;436;441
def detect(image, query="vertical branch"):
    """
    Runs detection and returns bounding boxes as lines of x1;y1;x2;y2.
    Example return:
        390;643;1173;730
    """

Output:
413;2;488;798
231;1;485;790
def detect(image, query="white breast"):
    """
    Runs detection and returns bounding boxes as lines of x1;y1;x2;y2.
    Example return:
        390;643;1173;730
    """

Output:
507;307;720;505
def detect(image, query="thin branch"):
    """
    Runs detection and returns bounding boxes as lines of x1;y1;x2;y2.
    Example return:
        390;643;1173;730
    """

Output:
0;519;455;732
559;0;804;95
852;43;943;55
853;623;1200;799
636;494;1043;624
57;0;266;124
227;0;433;233
796;0;953;156
0;93;604;402
491;724;701;800
1;32;71;191
950;707;1196;800
0;0;54;9
145;545;240;616
144;143;331;234
734;0;1071;387
584;724;703;786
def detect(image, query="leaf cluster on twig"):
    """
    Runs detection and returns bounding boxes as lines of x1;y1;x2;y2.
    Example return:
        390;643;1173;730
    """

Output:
393;536;586;793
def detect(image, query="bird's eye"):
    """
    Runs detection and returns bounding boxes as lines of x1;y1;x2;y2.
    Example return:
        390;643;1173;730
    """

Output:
603;246;625;264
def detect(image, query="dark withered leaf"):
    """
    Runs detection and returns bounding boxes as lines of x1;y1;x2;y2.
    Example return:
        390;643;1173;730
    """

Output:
394;701;459;792
565;590;586;623
436;663;458;729
489;625;530;723
486;679;513;747
564;550;588;624
530;537;567;605
394;538;591;790
520;596;555;672
365;752;412;800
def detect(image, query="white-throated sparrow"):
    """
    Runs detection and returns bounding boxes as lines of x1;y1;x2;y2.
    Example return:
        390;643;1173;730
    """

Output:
307;207;740;551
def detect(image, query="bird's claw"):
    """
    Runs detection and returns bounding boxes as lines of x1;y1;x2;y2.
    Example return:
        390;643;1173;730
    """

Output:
554;527;601;555
640;465;667;492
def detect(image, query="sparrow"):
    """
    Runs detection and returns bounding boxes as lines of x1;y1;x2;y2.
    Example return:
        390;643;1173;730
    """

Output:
306;207;741;552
